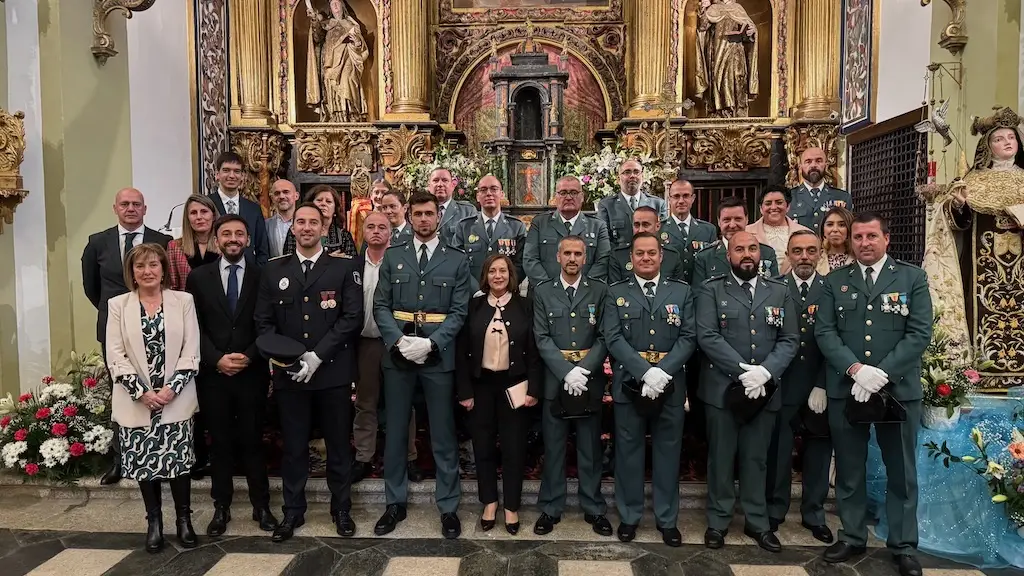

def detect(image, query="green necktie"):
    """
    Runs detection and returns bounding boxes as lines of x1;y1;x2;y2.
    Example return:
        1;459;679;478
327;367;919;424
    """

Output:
629;196;637;211
865;266;875;292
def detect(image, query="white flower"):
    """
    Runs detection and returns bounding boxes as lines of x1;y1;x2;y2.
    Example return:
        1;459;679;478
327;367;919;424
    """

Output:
38;383;74;405
83;425;113;454
1;441;28;468
39;437;70;467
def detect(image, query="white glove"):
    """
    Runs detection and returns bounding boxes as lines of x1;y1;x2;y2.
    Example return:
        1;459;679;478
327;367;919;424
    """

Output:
290;360;310;382
853;365;889;393
744;384;766;399
738;363;772;389
641;382;662;399
851;381;872;403
807;387;827;414
401;337;433;364
563;367;591;396
642;367;672;393
396;338;416;359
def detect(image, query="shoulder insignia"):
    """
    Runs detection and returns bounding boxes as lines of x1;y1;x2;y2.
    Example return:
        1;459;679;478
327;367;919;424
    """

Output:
268;254;290;261
329;252;353;258
763;276;787;286
458;214;477;223
703;274;728;285
446;245;466;254
894;259;923;270
504;213;523;222
609;278;630;287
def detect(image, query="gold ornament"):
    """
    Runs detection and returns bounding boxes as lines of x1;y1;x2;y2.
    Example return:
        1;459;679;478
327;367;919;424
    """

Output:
378;125;433;182
92;0;157;65
229;130;287;215
686;126;772;172
783;124;840;188
294;128;374;176
0;108;27;235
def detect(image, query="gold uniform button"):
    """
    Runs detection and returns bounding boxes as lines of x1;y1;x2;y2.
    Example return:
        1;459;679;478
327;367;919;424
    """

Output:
721;314;726;319
750;329;756;335
418;295;424;300
751;344;756;349
865;350;872;357
570;312;576;317
865;335;872;342
303;333;309;339
649;344;655;350
801;327;806;333
571;341;577;347
571;327;576;332
649;329;655;335
866;320;873;326
867;305;873;311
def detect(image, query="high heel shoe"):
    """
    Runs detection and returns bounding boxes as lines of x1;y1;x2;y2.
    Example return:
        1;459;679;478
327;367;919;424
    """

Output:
480;505;497;532
505;510;520;535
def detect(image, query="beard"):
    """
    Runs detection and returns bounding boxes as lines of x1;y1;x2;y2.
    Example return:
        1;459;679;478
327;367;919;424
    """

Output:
731;262;758;281
802;168;823;185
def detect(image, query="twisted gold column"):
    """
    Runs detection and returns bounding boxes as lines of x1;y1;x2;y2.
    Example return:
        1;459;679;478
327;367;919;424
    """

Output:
627;0;671;118
387;0;430;120
229;0;272;123
792;0;841;121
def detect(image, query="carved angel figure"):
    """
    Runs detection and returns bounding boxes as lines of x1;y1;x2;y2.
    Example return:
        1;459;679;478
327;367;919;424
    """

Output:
305;0;370;122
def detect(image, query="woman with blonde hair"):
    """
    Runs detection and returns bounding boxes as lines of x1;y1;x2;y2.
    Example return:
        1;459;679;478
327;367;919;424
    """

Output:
816;206;855;275
282;184;358;256
167;195;220;290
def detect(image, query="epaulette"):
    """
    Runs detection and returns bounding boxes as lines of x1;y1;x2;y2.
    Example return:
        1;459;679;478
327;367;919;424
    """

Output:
776;274;788;282
894;259;923;270
582;277;606;287
697;241;721;253
457;214;477;224
441;245;465;254
329;252;353;258
664;277;688;285
455;200;475;208
609;278;631;287
504;213;523;222
762;276;787;286
703;274;728;284
268;254;289;261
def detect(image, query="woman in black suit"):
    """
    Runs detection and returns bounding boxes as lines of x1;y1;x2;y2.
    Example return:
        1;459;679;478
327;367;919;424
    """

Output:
456;254;542;535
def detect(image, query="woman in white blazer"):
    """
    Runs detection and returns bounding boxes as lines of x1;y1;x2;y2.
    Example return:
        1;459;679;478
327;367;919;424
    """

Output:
105;243;200;553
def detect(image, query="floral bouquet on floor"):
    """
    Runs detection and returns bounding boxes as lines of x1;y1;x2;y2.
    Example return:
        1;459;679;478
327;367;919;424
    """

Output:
0;351;114;483
920;306;994;427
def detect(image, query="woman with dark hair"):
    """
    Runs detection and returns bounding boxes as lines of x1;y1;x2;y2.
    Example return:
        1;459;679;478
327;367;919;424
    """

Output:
816;205;855;275
167;195;221;290
282;184;358;256
455;254;542;535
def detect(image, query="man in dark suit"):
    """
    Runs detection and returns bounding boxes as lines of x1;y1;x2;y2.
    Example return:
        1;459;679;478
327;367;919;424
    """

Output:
452;174;527;292
254;203;363;543
596;158;668;249
186;215;278;537
380;190;413;245
787;147;853;233
428;167;478;244
208;151;270;266
660;179;719;284
81;187;171;485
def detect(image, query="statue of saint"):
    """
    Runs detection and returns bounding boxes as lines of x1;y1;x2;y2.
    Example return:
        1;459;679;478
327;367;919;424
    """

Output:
925;107;1024;387
693;0;759;118
305;0;369;122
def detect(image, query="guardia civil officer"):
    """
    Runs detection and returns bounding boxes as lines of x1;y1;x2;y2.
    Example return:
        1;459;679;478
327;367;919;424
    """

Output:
787;147;853;233
695;231;798;553
373;191;471;539
523;175;611;284
608;206;685;284
596;158;668;248
603;232;696;547
693;196;780;286
533;235;612;538
254;203;363;543
660;179;717;284
815;213;931;576
451;174;527;293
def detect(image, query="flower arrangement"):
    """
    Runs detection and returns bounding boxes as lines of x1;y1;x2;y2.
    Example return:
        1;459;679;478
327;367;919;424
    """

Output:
557;145;678;208
0;351;114;484
921;306;994;417
401;142;503;202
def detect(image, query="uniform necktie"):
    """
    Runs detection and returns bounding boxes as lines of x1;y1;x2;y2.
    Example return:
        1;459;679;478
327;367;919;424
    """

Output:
122;232;138;260
226;199;237;215
865;266;875;292
644;281;656;299
392;228;400;240
680;221;688;238
566;286;575;301
742;281;754;302
302;260;312;278
419;244;429;272
486;219;495;240
629;196;638;211
810;188;820;206
799;282;809;300
226;264;240;313
564;220;572;234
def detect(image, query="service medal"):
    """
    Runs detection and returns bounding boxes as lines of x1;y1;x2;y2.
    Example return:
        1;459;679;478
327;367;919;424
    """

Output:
660;232;669;242
329;300;337;309
397;263;404;270
625;262;633;271
616;297;625;307
279;278;289;290
321;301;329;310
468;234;479;243
588;303;597;326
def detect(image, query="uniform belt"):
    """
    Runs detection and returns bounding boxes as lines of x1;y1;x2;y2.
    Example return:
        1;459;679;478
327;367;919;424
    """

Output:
560;349;591;362
638;351;669;363
393;311;447;323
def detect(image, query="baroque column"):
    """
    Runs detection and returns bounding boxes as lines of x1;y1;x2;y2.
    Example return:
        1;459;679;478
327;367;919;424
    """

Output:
387;0;431;120
229;0;273;124
627;0;671;118
791;0;841;121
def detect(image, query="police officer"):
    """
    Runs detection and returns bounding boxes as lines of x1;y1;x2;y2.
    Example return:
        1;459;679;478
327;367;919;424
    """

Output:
814;213;931;576
787;147;853;233
603;232;696;546
608;206;684;283
452;174;527;292
373;191;471;540
693;196;779;285
661;179;717;284
695;231;798;553
596;158;668;248
765;230;834;543
254;203;363;543
429;167;478;244
524;175;611;284
533;235;612;538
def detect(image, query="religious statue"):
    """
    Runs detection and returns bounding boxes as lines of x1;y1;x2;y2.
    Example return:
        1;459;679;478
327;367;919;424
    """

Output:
925;107;1024;387
693;0;759;118
305;0;369;123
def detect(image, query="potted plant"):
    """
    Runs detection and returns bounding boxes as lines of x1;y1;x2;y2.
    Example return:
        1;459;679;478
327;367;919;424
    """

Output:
920;307;993;430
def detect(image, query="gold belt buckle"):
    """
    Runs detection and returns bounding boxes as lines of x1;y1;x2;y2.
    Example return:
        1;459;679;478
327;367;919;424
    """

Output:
643;351;661;363
566;351;583;362
414;311;427;327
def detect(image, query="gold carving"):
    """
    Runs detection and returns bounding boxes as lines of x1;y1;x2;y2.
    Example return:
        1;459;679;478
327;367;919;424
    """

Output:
378;125;432;181
627;0;671;117
620;121;685;165
229;0;273;123
230;130;287;216
685;126;772;172
922;0;967;55
520;149;538;160
783;124;840;187
976;227;1024;380
295;128;374;176
389;0;430;119
92;0;156;65
0;108;28;235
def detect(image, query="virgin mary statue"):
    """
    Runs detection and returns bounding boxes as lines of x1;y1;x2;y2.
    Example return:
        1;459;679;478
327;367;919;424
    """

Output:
925;107;1024;388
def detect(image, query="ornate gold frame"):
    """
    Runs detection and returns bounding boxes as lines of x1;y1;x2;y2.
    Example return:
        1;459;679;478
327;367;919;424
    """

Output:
439;0;622;24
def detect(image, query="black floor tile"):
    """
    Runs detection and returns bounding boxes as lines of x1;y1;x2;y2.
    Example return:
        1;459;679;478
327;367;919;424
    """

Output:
373;537;482;558
317;537;382;556
0;529;22;559
216;534;323;555
459;549;509;576
282;545;343;576
2;539;67;576
103;547;180;576
507;549;559;576
474;539;546;557
12;529;75;547
328;547;388;576
150;546;225;576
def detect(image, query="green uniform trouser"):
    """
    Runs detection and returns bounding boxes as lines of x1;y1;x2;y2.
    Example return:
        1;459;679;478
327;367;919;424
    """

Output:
613;399;685;527
765;404;832;526
705;404;776;533
828;397;920;554
537;408;606;518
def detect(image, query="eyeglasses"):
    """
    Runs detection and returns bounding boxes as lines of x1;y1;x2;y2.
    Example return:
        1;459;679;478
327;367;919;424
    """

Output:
556;190;582;197
477;186;501;194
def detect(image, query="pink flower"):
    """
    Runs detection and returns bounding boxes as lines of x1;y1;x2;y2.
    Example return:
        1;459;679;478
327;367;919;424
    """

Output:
18;393;32;403
82;377;98;389
62;406;78;418
69;443;86;457
34;407;51;420
40;376;54;384
24;463;39;476
582;175;592;184
51;423;68;437
964;369;981;384
0;416;10;429
14;429;27;441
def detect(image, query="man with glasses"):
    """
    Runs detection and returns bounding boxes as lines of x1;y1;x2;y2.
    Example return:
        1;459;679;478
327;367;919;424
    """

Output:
452;174;527;293
524;176;611;285
597;158;668;249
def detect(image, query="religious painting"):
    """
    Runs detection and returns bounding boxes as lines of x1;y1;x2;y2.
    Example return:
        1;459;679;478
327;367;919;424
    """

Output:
514;161;547;207
839;0;879;133
453;0;609;7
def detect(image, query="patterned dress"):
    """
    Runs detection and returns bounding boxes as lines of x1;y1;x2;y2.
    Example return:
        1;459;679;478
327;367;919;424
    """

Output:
117;304;198;480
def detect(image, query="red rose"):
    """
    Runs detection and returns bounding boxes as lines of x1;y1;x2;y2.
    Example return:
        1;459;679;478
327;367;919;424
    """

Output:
0;416;10;429
51;423;68;437
69;443;86;457
41;376;54;384
63;406;78;417
13;429;27;441
936;383;953;398
18;393;32;403
82;377;98;389
24;463;39;476
35;407;51;420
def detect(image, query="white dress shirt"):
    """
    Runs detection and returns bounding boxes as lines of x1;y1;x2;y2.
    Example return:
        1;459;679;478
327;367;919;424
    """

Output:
219;256;246;294
392;222;409;237
219;189;242;215
635;273;661;296
858;254;888;285
117;224;145;260
361;252;385;338
560;275;581;294
671;214;693;229
297;247;325;269
413;236;440;261
439;199;453;220
621;191;641;209
560;213;580;230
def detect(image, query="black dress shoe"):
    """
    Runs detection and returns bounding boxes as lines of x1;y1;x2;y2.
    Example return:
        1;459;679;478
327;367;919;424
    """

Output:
352;461;371;484
744;528;782;553
334;510;356;538
617;523;637;543
480;517;495;531
704;528;727;549
407;461;426;483
584;514;613;536
769;517;784;532
271;515;305;543
175;511;198;549
374;504;407;536
505;520;520;535
100;462;122;485
533;513;560;535
253;507;279;532
801;521;834;543
823;541;867;563
894;554;922;576
441;512;461;539
206;506;230;537
658;526;682;547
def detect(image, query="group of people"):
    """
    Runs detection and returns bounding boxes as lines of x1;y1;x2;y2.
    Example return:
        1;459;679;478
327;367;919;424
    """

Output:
81;146;931;576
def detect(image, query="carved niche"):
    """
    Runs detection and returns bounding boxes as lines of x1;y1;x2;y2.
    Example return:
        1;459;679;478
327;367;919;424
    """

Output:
230;130;289;214
783;123;840;187
0;109;28;235
686;126;774;172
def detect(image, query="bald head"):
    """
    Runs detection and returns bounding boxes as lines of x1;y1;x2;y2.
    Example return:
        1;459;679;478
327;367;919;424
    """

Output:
799;147;827;186
727;230;761;280
271;179;299;217
363;210;391;249
113;188;147;229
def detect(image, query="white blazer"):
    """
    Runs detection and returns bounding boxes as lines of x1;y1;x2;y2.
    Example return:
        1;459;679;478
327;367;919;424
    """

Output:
105;289;200;428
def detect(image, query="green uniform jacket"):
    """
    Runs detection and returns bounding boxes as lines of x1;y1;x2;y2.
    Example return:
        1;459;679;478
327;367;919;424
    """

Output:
692;241;780;286
608;244;685;284
814;258;932;401
597;192;669;248
787;184;853;233
779;272;828;406
451;212;527;292
372;240;471;373
659;216;718;285
602;277;696;406
438;199;478;245
695;274;799;410
523;211;611;284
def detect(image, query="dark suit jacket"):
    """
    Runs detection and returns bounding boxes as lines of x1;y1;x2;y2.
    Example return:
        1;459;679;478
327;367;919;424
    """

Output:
779;272;827;405
207;193;270;266
185;257;267;385
456;294;543;401
82;225;171;342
